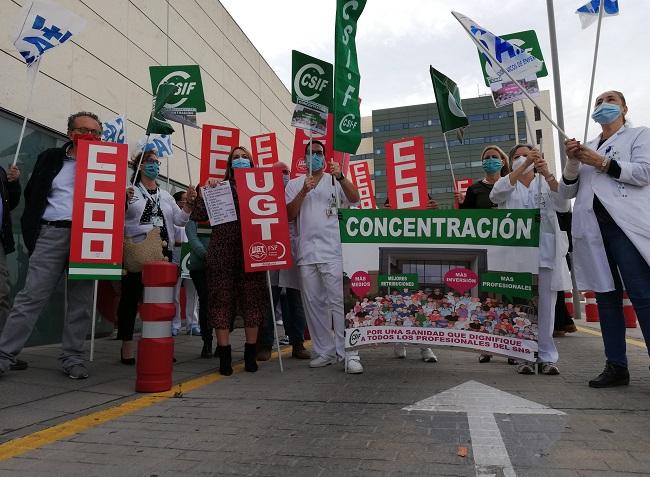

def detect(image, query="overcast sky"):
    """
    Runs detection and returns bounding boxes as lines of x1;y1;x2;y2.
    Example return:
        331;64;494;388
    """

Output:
221;0;649;157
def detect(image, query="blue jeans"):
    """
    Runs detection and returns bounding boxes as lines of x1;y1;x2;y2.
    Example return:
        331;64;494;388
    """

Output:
261;286;306;346
595;219;650;367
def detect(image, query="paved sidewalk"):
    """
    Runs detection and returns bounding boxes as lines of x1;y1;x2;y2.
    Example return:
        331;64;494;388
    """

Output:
0;323;648;477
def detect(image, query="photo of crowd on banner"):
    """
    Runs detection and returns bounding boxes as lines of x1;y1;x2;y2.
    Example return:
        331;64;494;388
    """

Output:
345;287;538;341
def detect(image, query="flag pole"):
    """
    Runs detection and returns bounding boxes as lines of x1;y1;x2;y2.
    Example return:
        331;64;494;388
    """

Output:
520;100;535;144
166;156;170;188
442;132;457;191
12;59;42;166
308;129;313;177
181;124;193;185
89;280;98;362
582;0;605;144
132;134;151;186
453;14;569;140
266;271;283;372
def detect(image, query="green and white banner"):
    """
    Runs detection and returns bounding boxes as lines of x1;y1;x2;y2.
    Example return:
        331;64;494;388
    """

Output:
333;0;366;153
291;50;333;111
149;65;206;112
479;271;533;299
339;209;540;247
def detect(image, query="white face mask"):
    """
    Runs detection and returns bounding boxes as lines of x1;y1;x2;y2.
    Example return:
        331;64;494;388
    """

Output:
512;156;534;174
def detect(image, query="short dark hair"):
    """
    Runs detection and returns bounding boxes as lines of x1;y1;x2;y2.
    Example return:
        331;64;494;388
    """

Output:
173;191;186;202
304;139;325;156
67;111;101;132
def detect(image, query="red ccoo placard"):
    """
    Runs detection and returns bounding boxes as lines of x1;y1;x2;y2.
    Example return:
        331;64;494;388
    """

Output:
385;136;428;210
68;140;128;280
349;159;376;209
234;168;293;272
250;132;279;167
200;124;240;183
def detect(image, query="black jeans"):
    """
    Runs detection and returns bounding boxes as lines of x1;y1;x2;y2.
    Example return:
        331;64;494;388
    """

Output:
117;272;144;341
260;286;306;346
190;269;212;343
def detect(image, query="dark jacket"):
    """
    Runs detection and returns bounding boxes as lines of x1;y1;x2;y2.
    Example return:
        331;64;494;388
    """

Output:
21;143;69;254
0;167;21;254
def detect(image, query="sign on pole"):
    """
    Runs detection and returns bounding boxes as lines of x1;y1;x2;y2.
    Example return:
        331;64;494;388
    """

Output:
149;65;206;112
68;140;128;280
291;50;333;110
235;169;293;272
348;160;376;209
385;136;429;210
200;124;240;183
250;133;279;167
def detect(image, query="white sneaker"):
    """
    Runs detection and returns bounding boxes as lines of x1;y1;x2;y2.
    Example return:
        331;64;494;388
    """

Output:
421;348;438;363
309;355;336;368
345;355;364;374
393;344;407;359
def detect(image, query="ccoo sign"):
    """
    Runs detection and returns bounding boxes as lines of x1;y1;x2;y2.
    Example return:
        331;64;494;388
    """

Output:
149;64;206;112
291;50;333;110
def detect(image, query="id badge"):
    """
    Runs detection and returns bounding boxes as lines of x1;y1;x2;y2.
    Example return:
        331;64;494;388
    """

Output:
326;206;338;217
153;216;164;227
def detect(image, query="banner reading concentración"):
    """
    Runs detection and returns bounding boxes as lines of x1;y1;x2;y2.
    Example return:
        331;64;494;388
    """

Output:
341;208;541;361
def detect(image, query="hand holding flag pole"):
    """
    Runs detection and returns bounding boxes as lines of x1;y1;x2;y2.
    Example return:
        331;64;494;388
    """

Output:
451;11;569;140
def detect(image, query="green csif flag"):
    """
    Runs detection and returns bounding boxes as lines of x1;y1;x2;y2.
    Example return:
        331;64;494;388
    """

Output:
429;66;469;137
333;0;366;153
146;82;176;135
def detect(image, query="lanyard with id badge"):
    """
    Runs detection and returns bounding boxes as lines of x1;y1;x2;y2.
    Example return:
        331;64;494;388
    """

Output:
139;184;164;227
326;176;341;218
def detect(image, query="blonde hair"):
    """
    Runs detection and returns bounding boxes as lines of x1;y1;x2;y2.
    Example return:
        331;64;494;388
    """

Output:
480;145;510;176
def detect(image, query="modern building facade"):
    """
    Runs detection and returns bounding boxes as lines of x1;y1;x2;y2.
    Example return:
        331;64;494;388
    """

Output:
0;0;294;344
354;91;556;209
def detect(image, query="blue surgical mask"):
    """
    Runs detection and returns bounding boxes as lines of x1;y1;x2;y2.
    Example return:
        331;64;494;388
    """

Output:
306;152;324;171
482;157;502;174
143;162;159;179
231;158;251;169
592;103;622;125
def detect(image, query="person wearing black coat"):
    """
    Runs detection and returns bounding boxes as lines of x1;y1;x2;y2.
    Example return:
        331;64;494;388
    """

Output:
0;163;22;332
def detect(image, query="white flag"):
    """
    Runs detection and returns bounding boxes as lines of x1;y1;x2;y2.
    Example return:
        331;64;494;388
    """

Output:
451;11;543;84
101;115;127;144
138;135;173;158
12;1;86;67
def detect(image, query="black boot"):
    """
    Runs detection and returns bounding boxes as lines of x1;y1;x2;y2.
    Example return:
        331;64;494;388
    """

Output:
244;343;258;373
201;340;213;359
589;362;630;388
216;345;233;376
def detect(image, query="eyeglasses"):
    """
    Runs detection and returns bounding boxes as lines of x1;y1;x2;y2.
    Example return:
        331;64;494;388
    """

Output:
72;127;102;137
281;169;290;175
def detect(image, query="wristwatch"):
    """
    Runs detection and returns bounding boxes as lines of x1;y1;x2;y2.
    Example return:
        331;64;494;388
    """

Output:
336;173;345;181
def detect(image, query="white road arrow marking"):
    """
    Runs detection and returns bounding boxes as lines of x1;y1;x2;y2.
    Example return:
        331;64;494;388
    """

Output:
403;380;565;477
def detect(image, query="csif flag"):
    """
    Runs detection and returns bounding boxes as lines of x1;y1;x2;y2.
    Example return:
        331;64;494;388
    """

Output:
429;66;469;140
12;0;86;67
576;0;619;29
146;83;176;135
451;11;543;84
102;115;127;144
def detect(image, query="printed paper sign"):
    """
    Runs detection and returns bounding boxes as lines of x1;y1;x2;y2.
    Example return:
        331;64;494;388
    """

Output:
444;267;479;294
149;64;206;112
349;160;376;209
378;274;419;289
479;271;533;299
350;271;371;298
250;133;279;167
454;178;473;209
341;208;541;360
235;169;292;272
291;103;328;135
385;136;429;210
200;125;240;183
202;182;237;226
68;140;128;280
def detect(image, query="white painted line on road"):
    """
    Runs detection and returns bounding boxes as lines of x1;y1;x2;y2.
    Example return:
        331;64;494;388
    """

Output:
403;380;565;477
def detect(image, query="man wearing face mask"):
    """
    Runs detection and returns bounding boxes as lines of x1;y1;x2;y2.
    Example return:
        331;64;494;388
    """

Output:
285;140;363;373
0;112;103;379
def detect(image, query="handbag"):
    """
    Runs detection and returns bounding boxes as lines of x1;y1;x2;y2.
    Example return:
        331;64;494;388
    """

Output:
122;227;166;273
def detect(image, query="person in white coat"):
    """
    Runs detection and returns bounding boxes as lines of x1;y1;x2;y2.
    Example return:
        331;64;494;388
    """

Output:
285;140;363;374
490;144;571;375
561;90;650;388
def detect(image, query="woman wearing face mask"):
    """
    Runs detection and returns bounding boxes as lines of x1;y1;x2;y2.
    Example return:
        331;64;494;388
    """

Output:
490;144;571;375
458;145;514;365
191;146;267;376
561;90;650;388
117;145;196;364
457;145;509;209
